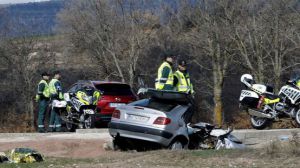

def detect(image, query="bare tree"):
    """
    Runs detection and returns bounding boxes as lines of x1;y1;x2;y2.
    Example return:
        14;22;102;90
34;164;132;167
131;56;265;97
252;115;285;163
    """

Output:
233;0;300;90
173;0;236;126
57;0;161;86
0;9;52;130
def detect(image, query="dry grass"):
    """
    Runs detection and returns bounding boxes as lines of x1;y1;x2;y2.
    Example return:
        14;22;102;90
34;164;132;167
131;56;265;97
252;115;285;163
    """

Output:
229;111;297;129
264;131;300;158
1;148;300;168
228;112;252;129
0;112;34;133
270;119;296;129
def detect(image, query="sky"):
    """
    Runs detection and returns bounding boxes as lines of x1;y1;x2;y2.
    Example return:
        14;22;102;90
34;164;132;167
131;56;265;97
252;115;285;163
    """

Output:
0;0;50;4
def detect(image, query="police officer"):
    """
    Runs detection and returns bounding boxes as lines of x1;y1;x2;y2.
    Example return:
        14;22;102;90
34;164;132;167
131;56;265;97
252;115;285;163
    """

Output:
36;72;50;133
174;59;196;123
155;54;175;90
173;59;194;94
48;71;63;132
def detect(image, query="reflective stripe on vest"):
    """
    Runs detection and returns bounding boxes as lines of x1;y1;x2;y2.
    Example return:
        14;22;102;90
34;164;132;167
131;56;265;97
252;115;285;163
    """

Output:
297;80;300;89
174;70;191;93
38;80;50;98
93;91;100;105
155;62;173;90
49;79;63;99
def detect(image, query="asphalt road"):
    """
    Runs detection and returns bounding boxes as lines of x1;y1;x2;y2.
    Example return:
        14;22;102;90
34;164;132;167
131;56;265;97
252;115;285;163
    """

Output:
1;128;299;148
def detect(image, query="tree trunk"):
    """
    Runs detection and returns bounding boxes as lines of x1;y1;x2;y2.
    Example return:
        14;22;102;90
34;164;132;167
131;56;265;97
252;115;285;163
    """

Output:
214;88;223;127
29;99;35;131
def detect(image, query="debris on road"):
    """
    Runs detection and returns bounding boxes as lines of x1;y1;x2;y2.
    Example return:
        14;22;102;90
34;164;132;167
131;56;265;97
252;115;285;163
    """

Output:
0;152;9;163
1;148;44;164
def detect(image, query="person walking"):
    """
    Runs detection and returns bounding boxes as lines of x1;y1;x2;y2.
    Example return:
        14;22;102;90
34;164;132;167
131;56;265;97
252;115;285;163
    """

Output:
35;72;50;133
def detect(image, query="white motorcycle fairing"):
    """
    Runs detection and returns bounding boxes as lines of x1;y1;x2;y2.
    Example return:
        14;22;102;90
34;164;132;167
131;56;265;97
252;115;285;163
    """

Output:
279;85;300;104
52;100;67;108
239;90;259;102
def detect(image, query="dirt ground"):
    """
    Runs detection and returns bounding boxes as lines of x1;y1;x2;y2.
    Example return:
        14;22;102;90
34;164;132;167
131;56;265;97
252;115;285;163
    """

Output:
0;139;107;159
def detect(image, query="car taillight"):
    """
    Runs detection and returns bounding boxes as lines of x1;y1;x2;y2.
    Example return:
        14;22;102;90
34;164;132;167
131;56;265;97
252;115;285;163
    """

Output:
153;117;171;125
112;109;120;119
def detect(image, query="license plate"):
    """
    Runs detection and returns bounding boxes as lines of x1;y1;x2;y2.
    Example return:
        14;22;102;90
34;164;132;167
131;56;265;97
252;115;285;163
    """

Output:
83;109;94;114
109;103;125;108
127;115;149;122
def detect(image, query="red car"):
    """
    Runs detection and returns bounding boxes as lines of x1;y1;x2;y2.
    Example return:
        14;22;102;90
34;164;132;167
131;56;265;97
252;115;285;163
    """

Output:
66;80;137;125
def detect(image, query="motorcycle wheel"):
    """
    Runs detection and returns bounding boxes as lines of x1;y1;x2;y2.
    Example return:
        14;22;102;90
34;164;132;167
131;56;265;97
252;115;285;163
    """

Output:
64;112;77;132
250;116;270;129
84;114;95;129
66;121;77;132
294;109;300;127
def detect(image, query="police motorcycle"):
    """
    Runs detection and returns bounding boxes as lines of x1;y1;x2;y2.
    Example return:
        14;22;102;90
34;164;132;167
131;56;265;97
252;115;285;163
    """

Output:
62;86;100;131
187;122;245;150
51;99;67;115
239;74;300;129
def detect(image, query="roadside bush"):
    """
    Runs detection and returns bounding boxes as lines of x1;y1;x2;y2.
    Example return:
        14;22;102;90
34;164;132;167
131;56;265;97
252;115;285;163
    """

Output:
0;111;35;133
265;132;300;157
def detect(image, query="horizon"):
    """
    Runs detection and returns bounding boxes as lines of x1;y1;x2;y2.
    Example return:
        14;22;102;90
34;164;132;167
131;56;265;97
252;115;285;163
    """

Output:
0;0;50;5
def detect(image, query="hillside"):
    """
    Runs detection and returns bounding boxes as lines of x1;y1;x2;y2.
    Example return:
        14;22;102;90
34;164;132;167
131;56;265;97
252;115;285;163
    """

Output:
0;0;64;36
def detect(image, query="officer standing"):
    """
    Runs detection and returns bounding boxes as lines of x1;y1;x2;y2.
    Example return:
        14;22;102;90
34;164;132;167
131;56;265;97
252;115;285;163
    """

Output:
155;54;175;90
173;59;194;94
36;72;50;133
48;71;63;132
174;59;196;123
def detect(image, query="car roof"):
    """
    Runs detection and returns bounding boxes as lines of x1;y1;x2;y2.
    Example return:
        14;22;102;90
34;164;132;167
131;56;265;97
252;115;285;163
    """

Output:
75;80;129;85
91;80;128;85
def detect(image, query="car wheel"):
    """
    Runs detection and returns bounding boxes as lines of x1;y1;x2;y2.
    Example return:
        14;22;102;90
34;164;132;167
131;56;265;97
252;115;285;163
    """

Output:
168;140;184;150
112;138;128;151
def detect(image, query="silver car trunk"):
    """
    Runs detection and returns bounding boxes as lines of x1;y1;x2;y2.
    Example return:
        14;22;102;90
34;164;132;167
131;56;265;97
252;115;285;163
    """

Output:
118;105;166;126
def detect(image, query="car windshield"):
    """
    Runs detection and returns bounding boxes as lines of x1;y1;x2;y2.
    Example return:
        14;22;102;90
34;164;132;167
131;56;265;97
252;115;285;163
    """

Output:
94;83;134;96
130;98;178;112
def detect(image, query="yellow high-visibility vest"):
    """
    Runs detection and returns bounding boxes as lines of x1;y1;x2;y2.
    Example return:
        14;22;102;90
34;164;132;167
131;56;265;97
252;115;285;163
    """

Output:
155;61;173;90
297;80;300;89
174;70;194;93
37;80;50;98
49;79;63;99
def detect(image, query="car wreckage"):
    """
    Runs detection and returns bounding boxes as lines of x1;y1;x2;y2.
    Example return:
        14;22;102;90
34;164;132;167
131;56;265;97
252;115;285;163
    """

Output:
108;89;245;150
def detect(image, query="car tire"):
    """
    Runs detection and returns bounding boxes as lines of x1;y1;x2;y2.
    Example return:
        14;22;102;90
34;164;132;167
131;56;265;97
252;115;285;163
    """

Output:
112;138;127;151
168;140;184;150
